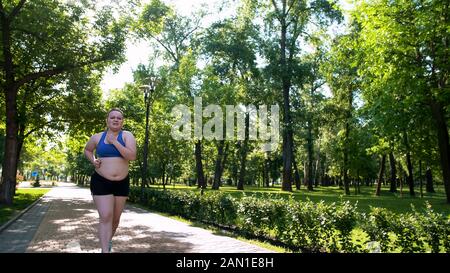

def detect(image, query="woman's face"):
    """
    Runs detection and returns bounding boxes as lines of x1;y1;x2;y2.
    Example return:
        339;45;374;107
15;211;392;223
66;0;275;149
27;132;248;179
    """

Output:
106;111;124;131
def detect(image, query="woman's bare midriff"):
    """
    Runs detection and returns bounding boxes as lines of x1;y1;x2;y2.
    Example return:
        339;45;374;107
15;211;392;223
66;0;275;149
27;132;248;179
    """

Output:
96;157;129;181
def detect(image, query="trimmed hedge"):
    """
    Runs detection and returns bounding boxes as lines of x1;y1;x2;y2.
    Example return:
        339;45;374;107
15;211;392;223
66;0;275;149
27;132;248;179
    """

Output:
129;187;450;253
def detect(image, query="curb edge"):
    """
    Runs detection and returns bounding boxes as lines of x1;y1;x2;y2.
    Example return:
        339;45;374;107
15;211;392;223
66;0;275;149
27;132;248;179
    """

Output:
0;193;46;234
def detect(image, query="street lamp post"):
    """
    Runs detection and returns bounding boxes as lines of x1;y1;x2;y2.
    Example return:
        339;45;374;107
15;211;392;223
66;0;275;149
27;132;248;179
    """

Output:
140;75;157;201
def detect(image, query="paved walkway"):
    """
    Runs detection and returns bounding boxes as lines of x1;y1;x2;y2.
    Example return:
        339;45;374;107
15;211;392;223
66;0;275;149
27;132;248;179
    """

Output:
0;183;275;253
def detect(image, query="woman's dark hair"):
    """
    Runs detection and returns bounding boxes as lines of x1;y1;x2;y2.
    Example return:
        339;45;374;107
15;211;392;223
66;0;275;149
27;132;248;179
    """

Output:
107;108;124;118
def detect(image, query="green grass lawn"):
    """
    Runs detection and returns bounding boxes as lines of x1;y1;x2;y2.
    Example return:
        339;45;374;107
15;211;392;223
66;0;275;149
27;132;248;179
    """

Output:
148;182;450;216
0;188;50;226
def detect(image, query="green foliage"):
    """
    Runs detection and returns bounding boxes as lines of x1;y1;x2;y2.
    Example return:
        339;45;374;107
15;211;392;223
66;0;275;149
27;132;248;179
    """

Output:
332;200;359;252
199;18;258;79
360;204;450;253
21;137;69;181
136;0;172;35
238;195;287;238
391;209;426;252
352;0;449;197
286;199;338;251
129;186;450;253
360;207;395;252
413;203;447;253
0;0;131;205
2;0;122;141
64;135;94;184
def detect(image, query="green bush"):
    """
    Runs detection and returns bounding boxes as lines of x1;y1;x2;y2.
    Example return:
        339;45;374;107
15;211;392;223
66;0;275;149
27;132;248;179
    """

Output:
360;207;395;252
412;203;445;253
391;212;425;253
129;187;450;253
331;201;359;252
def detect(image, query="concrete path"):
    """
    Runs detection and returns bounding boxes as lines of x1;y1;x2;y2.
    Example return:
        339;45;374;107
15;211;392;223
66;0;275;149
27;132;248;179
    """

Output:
0;182;275;253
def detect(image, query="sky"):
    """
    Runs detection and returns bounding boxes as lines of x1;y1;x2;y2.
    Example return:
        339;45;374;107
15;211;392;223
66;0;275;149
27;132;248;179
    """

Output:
100;0;354;97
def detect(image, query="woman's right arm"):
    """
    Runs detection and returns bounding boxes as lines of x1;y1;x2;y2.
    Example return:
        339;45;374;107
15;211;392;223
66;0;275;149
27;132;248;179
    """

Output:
84;135;100;167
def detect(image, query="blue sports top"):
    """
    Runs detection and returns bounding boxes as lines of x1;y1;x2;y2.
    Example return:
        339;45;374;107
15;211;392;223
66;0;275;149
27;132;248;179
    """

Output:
96;130;126;158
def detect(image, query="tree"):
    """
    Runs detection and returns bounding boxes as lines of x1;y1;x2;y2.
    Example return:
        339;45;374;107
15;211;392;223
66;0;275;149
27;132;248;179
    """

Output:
295;41;328;191
199;16;261;190
353;0;450;202
0;0;128;204
322;30;361;195
134;0;207;189
257;0;342;191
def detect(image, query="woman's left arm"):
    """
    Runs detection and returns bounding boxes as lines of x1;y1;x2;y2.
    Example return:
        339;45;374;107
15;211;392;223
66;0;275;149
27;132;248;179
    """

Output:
109;131;137;161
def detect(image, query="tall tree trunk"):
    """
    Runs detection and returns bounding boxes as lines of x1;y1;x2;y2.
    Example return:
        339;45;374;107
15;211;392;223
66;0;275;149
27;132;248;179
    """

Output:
428;31;450;202
375;154;386;196
406;152;415;196
419;160;423;198
293;156;301;190
303;161;308;186
0;9;19;205
389;152;397;193
425;165;435;193
212;140;225;190
321;157;327;186
399;163;404;197
263;158;269;188
195;140;206;189
237;113;249;190
264;153;271;187
429;100;450;202
343;121;350;195
354;170;360;194
314;158;321;188
162;163;166;190
404;132;415;196
279;8;293;192
0;91;19;205
342;86;353;195
220;142;229;181
306;118;314;191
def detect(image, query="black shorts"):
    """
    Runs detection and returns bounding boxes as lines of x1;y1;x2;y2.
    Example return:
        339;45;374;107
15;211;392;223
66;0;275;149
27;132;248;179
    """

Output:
90;171;130;197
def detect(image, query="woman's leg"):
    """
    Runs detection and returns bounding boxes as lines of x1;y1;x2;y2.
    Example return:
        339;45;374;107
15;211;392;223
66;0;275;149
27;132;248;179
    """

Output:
111;196;128;238
93;195;114;253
